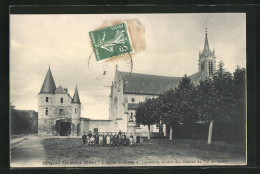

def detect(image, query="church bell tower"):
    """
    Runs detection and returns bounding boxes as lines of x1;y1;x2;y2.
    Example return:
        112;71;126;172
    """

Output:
198;24;216;77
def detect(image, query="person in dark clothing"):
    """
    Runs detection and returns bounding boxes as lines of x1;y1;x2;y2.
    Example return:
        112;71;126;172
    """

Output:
122;133;127;146
136;136;140;144
88;131;92;138
110;134;114;146
82;132;87;147
118;130;122;138
95;134;99;147
114;134;118;146
118;130;122;147
103;134;107;146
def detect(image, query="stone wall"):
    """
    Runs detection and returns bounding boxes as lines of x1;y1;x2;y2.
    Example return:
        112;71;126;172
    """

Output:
38;92;80;135
88;120;113;133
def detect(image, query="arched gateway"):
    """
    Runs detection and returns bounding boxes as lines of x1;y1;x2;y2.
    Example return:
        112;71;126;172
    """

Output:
55;118;71;136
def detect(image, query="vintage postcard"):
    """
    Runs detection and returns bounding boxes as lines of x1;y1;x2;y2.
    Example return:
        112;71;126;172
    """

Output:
10;13;246;167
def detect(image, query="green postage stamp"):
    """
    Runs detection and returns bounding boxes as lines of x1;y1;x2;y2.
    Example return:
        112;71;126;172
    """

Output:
89;22;134;61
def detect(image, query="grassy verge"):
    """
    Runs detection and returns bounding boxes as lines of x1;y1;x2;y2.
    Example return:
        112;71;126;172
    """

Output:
42;138;246;164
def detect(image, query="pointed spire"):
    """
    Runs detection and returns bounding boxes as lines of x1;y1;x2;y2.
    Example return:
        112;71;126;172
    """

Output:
203;21;211;56
72;85;81;104
40;65;56;93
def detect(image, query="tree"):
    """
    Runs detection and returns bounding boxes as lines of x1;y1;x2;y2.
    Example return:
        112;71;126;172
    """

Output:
231;66;246;142
196;61;233;144
135;97;160;139
174;75;198;138
195;78;215;144
159;88;177;140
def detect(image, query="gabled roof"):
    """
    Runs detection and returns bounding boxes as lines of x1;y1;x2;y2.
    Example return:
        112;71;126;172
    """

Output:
40;66;56;93
72;86;81;104
118;71;182;95
55;85;67;94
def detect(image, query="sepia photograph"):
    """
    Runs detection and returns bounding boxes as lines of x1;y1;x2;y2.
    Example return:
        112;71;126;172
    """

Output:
10;13;246;167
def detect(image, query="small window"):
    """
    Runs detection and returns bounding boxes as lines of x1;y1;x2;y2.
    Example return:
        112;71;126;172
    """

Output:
59;109;64;115
60;98;63;103
46;97;49;102
136;122;140;127
156;122;160;128
75;108;77;113
131;98;135;102
45;108;48;115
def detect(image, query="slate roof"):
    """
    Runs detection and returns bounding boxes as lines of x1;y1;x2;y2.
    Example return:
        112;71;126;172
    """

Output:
189;72;201;83
118;71;182;95
72;86;81;104
117;69;206;95
189;69;208;85
201;32;214;58
40;66;56;93
55;85;68;94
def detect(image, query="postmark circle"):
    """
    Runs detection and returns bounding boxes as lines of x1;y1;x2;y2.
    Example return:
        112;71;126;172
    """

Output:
87;43;133;87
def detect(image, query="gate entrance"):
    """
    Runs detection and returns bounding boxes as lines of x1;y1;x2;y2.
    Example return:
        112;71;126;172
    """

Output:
60;122;71;136
56;119;71;136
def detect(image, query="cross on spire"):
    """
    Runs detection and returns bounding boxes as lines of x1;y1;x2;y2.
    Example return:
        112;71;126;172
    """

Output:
205;21;207;36
203;21;210;56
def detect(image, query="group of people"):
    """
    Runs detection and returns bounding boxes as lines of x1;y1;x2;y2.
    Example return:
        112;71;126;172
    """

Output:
81;130;140;147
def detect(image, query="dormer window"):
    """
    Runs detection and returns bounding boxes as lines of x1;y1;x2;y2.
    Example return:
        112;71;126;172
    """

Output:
60;98;63;103
46;97;49;102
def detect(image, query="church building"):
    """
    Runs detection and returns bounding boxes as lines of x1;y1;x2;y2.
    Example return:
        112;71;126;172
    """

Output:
38;29;216;137
108;28;216;137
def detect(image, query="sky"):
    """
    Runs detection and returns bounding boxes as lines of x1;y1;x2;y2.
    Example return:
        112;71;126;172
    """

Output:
10;13;246;119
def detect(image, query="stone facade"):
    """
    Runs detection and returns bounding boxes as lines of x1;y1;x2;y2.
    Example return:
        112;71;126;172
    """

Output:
38;66;81;136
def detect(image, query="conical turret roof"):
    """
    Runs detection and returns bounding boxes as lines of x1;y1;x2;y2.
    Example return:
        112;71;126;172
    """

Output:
40;66;56;93
72;86;81;104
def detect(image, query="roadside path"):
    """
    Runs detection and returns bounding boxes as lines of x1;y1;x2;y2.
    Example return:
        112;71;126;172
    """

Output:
11;135;46;167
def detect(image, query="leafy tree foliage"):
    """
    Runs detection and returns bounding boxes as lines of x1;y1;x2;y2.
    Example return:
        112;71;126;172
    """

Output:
135;61;246;143
135;97;160;139
196;62;233;123
11;105;37;134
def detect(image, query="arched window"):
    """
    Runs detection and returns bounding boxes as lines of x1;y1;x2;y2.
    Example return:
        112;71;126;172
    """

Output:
114;97;118;118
